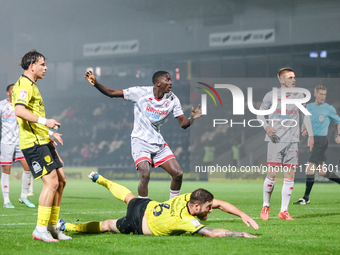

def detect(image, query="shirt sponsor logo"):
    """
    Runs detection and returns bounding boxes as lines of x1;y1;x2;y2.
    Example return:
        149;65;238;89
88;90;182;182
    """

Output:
32;161;42;174
275;109;297;115
190;219;202;228
145;106;169;120
19;90;28;99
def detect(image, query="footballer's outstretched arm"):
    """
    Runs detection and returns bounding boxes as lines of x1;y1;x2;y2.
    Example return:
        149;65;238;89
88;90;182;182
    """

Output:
176;105;202;129
84;70;123;98
212;199;259;230
197;227;256;238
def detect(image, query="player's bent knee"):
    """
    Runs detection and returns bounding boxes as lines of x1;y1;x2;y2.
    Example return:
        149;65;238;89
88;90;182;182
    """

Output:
59;179;66;189
173;169;183;181
138;167;151;180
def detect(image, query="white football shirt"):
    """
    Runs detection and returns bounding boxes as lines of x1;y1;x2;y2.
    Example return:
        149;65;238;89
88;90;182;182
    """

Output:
0;99;19;144
260;88;305;143
123;86;184;144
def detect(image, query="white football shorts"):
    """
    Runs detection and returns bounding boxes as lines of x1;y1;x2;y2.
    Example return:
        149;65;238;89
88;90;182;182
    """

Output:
267;142;298;168
131;137;175;168
0;143;25;165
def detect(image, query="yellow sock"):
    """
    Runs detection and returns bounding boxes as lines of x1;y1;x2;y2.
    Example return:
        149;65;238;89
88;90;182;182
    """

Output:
65;222;102;233
48;206;60;225
37;206;52;227
97;175;132;202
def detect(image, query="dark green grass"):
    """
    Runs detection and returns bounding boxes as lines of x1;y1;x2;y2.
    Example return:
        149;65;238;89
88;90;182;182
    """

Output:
1;179;340;254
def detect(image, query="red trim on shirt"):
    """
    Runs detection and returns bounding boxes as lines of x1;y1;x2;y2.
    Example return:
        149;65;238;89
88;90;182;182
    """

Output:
154;97;163;102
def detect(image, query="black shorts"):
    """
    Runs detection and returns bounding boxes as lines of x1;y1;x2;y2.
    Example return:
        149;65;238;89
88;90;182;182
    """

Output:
116;198;151;235
22;142;62;179
308;136;328;165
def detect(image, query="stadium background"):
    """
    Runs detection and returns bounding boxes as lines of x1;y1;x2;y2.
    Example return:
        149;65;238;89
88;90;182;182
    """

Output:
1;0;340;182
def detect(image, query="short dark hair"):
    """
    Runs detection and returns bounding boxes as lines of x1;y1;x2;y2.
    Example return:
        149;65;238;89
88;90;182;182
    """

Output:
20;49;45;70
152;71;169;85
6;84;14;92
277;68;294;78
189;188;214;205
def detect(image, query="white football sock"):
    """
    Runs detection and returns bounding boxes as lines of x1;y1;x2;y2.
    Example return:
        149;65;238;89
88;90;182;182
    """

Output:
36;225;47;232
263;176;276;207
169;189;180;200
281;179;294;212
21;171;31;199
138;195;149;199
1;172;10;204
29;174;34;193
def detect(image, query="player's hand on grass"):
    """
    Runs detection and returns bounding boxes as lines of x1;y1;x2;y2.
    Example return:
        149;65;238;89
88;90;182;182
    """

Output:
241;214;259;230
191;104;202;120
265;126;276;137
242;232;258;238
84;70;97;86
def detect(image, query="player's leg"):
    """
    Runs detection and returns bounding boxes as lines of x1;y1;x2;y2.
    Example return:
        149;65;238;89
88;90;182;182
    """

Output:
154;144;182;199
278;143;297;220
261;142;281;220
294;162;316;204
88;171;136;205
279;167;295;220
32;169;60;242
130;138;153;198
27;173;34;196
23;143;61;242
63;219;119;233
160;158;183;199
46;167;72;240
18;159;35;207
1;165;14;208
261;166;278;220
318;162;340;184
137;161;151;198
1;143;15;208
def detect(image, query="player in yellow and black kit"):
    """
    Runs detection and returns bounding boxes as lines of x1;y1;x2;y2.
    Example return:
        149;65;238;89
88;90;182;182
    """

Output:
12;50;71;242
60;172;259;238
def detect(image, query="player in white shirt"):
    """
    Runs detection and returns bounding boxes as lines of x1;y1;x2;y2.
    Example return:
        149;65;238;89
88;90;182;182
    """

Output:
257;68;314;220
0;84;35;208
84;70;201;199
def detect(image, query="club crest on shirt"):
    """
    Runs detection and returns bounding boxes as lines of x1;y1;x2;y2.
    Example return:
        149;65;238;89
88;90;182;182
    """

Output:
164;101;170;107
319;115;324;121
19;90;28;99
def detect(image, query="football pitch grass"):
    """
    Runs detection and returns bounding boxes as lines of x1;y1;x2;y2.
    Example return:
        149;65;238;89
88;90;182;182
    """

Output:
1;179;340;255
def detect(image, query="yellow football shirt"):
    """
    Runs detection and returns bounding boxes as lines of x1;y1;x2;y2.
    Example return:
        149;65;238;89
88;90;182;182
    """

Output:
145;193;205;236
12;75;49;150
